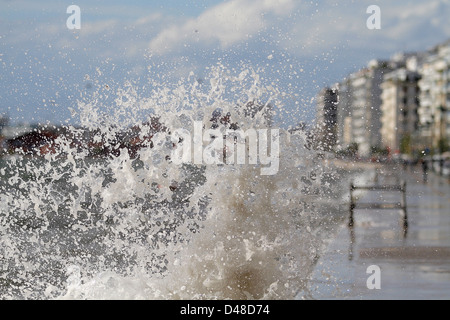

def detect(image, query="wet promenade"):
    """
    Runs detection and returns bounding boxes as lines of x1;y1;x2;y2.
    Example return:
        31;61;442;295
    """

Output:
300;163;450;300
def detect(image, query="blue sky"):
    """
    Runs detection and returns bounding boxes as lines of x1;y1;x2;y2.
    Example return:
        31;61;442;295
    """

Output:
1;0;450;128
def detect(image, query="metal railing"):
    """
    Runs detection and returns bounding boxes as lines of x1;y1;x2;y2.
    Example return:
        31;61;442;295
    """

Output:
349;180;408;232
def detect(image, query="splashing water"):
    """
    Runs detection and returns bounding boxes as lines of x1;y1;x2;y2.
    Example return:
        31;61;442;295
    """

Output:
0;63;355;300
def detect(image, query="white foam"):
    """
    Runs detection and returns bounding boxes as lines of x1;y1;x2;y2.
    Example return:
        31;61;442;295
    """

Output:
0;63;356;300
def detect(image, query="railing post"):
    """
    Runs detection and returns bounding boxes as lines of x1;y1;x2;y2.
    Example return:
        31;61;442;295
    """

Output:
401;181;408;232
349;183;355;228
349;179;407;236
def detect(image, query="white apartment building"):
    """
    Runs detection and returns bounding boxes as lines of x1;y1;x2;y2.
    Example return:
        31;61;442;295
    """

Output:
341;60;390;157
381;56;421;153
418;41;450;152
324;40;450;157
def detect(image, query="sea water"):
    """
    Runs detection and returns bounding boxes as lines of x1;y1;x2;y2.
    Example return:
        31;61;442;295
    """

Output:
0;64;364;300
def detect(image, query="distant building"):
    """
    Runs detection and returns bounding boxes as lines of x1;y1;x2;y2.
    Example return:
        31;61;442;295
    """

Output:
317;38;450;157
418;40;450;152
380;55;421;153
0;115;8;135
315;87;338;151
336;60;392;157
335;78;353;149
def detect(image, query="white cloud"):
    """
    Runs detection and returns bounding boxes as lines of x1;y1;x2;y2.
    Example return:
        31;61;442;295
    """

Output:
135;13;164;26
2;0;450;126
383;0;450;43
148;0;296;54
79;19;119;36
280;0;450;59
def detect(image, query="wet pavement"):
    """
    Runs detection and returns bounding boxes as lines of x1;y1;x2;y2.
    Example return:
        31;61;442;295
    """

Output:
299;163;450;300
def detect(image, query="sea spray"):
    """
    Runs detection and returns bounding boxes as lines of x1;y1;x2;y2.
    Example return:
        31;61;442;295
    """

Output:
0;63;353;300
